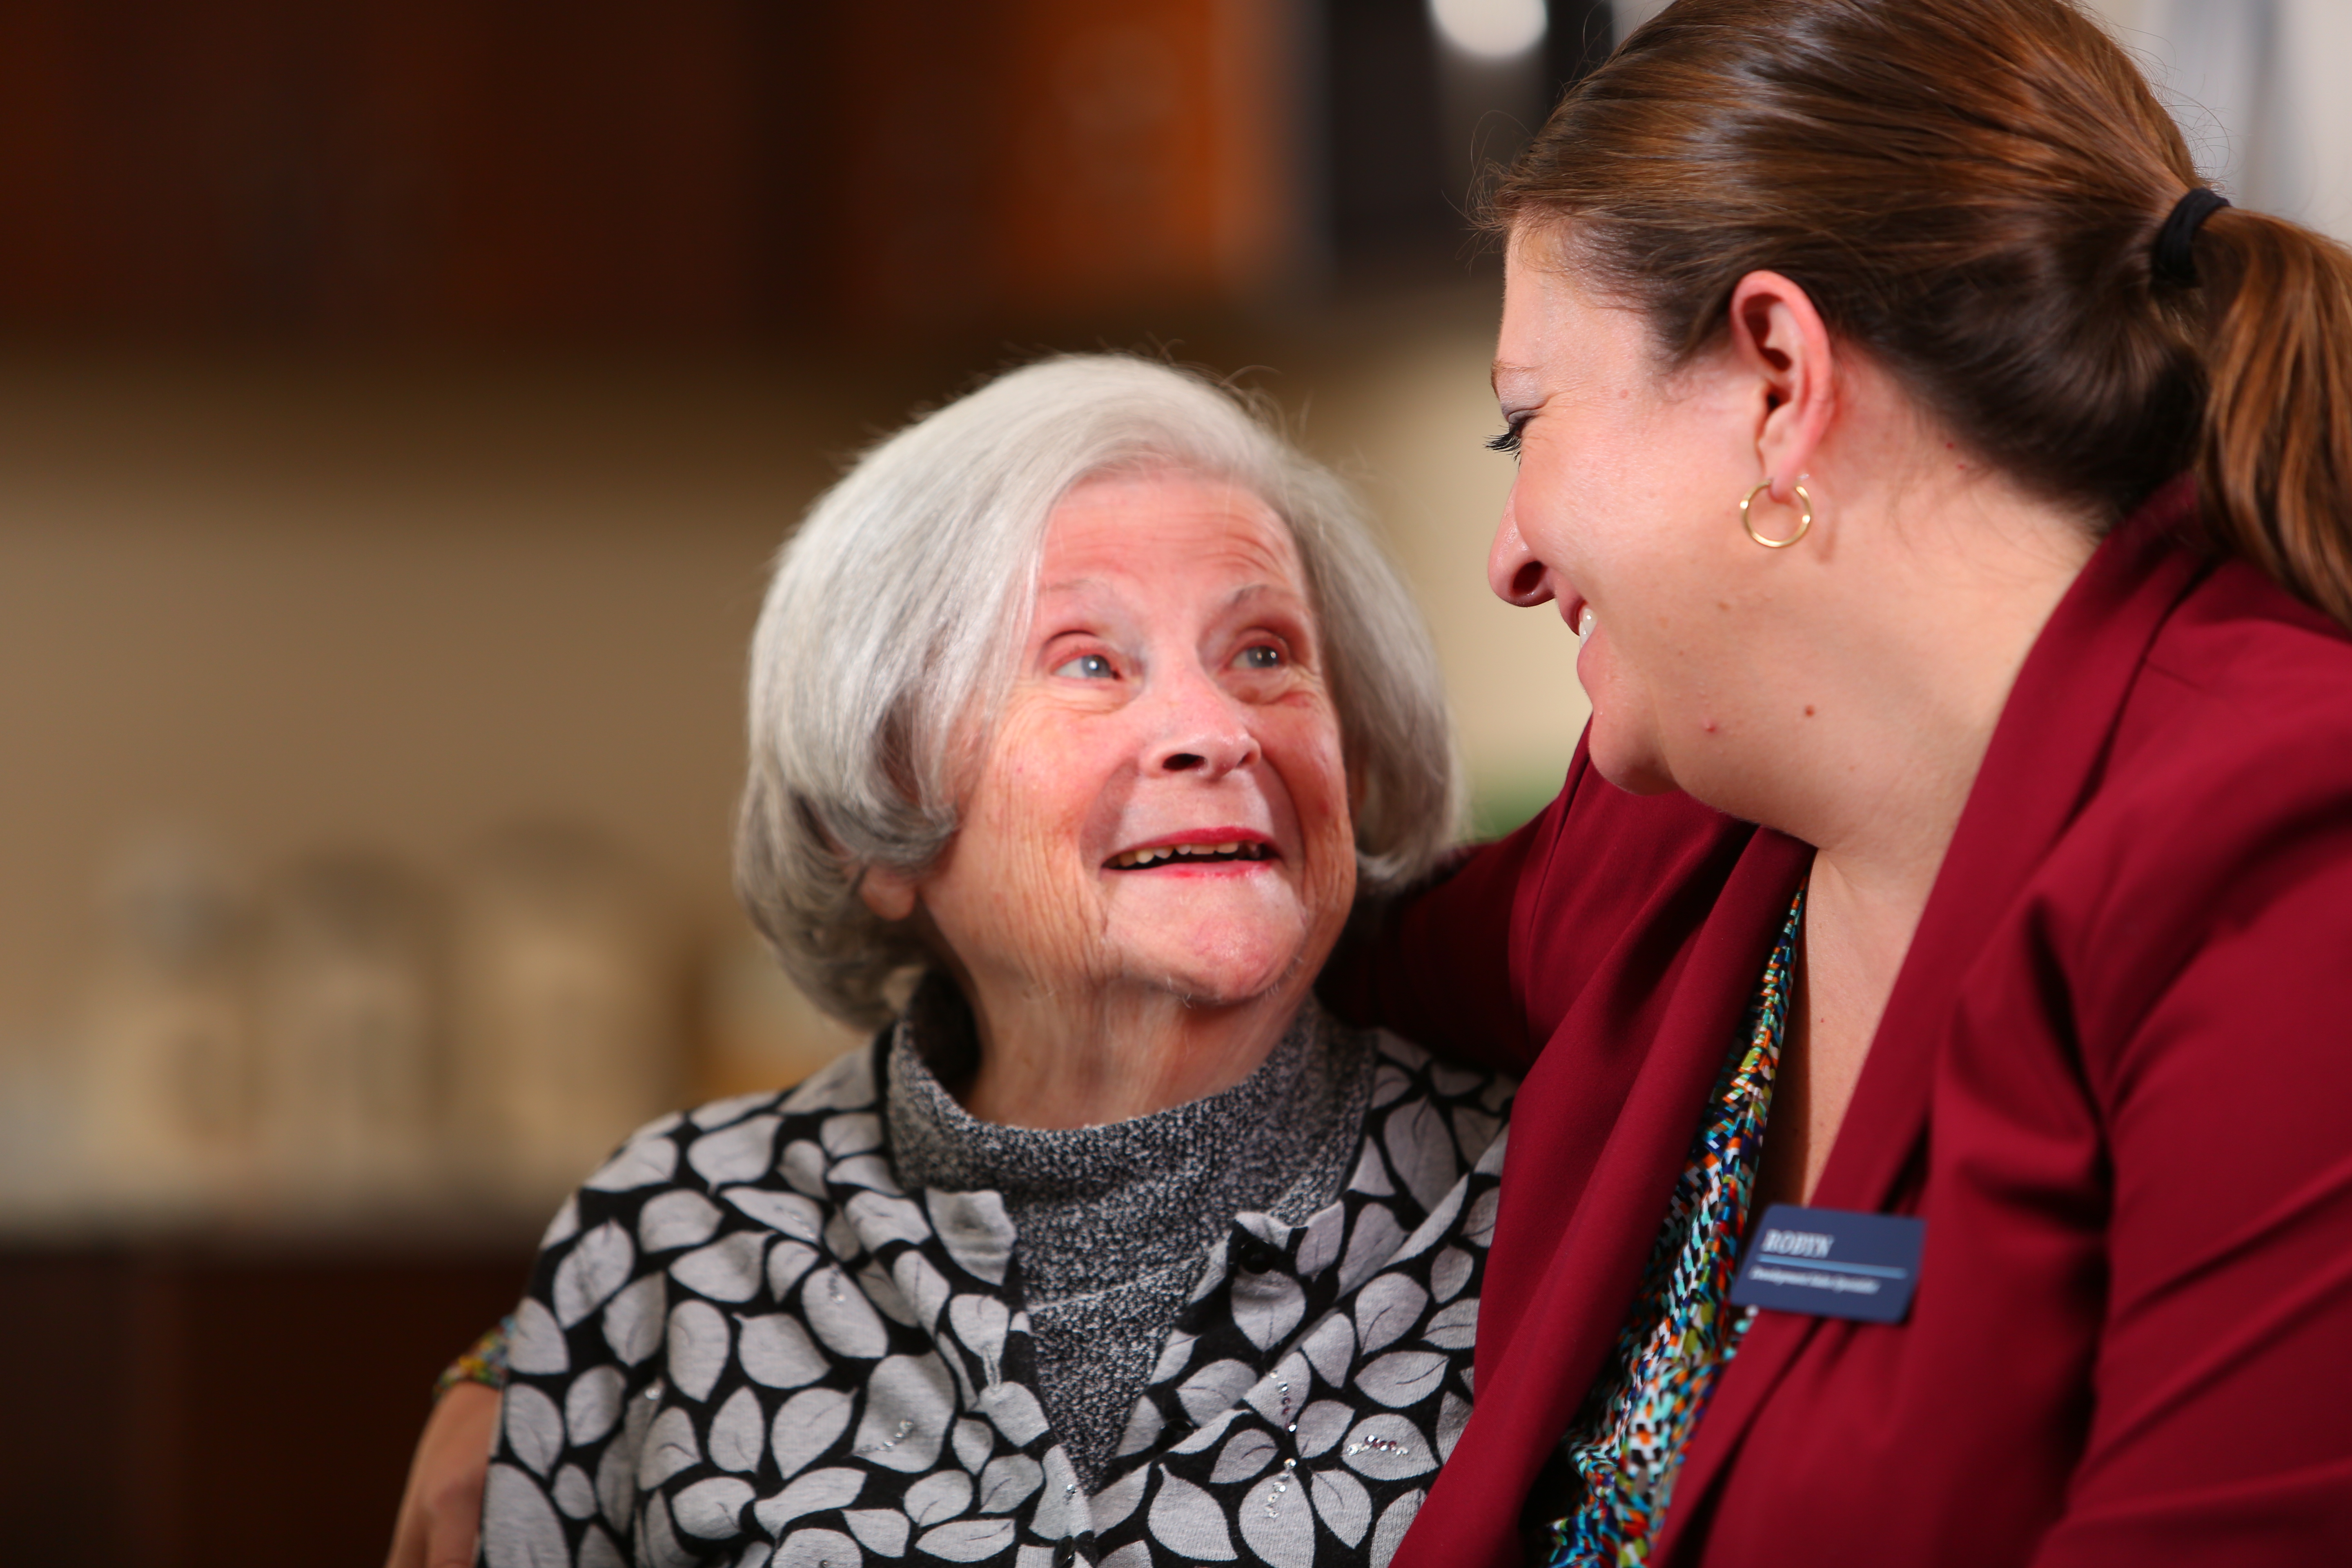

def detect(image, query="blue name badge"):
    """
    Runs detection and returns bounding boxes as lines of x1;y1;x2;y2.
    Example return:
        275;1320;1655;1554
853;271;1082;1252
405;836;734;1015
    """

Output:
1729;1203;1926;1324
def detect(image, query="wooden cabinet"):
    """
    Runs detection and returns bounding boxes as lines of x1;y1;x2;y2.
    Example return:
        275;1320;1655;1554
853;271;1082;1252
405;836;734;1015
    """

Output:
0;1239;531;1566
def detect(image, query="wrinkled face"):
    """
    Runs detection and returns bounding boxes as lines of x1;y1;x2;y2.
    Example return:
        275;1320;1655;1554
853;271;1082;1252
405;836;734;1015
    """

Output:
914;469;1356;1012
1489;231;1776;796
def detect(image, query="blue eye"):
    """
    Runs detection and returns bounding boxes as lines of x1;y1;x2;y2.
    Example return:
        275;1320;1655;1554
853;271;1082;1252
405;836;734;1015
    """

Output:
1234;644;1283;670
1053;652;1116;679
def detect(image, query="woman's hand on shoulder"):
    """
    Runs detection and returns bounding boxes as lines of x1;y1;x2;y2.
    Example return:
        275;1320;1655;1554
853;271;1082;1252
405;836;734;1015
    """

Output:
384;1382;500;1568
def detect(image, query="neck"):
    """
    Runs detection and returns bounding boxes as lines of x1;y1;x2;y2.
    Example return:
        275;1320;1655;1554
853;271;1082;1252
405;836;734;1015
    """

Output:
950;971;1309;1129
1740;463;2096;1207
1698;434;2098;931
1794;495;2090;918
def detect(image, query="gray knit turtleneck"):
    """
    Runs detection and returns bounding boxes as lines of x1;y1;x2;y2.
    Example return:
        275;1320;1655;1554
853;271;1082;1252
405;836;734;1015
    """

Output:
884;977;1375;1489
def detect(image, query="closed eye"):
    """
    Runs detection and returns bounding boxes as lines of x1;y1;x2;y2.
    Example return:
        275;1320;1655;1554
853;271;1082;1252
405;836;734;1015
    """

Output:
1052;652;1116;679
1486;418;1526;457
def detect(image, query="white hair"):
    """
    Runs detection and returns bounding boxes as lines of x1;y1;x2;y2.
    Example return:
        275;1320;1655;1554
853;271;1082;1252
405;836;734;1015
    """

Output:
736;354;1464;1026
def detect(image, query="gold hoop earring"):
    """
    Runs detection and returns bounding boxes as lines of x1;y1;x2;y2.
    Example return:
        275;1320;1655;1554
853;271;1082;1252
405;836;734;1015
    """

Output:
1741;479;1813;548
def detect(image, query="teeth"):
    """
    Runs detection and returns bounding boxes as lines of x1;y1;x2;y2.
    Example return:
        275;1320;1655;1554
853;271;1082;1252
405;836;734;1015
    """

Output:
1110;842;1263;869
1577;605;1596;639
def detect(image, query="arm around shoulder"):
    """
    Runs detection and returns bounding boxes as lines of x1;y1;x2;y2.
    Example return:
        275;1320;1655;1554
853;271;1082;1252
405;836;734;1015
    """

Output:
1319;817;1545;1072
385;1382;501;1568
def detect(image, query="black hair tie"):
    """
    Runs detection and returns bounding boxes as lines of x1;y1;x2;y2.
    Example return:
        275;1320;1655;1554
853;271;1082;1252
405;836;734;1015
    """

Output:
2153;187;2230;287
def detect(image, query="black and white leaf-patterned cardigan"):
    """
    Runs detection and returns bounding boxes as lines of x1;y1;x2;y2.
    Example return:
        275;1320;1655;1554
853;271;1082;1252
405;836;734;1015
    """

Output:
481;1025;1514;1568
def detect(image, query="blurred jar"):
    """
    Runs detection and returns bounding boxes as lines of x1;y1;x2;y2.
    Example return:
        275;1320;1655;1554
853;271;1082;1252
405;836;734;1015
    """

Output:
450;825;681;1212
78;838;258;1214
252;853;443;1215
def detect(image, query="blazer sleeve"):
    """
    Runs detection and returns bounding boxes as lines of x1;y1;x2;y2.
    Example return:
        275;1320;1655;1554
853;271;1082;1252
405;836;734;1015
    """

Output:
2033;772;2352;1562
1318;787;1558;1076
1320;734;1775;1078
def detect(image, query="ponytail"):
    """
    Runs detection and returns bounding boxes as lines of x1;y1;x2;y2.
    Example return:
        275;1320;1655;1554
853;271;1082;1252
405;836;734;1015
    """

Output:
2195;209;2352;628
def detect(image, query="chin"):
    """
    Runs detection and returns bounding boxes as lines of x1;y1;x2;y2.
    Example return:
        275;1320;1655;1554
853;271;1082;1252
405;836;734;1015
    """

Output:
1586;715;1678;797
1125;933;1310;1009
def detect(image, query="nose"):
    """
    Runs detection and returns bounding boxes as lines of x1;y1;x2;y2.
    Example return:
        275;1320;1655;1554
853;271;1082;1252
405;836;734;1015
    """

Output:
1488;490;1556;608
1151;666;1261;778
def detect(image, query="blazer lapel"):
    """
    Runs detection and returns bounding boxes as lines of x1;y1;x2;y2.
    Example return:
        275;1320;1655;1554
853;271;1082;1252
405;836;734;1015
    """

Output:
1653;486;2211;1563
1470;826;1812;1491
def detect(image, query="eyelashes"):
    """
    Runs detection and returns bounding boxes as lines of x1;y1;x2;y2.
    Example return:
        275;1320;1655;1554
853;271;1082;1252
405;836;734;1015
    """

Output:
1486;416;1527;456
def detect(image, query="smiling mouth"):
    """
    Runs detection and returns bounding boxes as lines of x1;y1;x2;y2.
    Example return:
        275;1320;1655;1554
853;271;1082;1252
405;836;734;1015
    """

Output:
1107;841;1275;871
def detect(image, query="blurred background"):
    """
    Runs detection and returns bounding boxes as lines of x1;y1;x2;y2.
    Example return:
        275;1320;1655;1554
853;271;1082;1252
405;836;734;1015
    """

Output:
0;0;2344;1561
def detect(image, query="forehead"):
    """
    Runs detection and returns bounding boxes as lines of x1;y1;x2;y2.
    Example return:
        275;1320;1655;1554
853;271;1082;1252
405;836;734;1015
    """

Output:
1041;468;1305;587
1496;232;1657;397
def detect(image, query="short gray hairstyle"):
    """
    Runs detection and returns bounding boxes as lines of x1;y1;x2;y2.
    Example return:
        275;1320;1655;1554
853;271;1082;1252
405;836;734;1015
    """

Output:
736;354;1463;1027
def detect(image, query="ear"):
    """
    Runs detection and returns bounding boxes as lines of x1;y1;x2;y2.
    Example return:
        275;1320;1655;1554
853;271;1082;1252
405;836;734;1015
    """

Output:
855;863;919;923
1726;270;1837;505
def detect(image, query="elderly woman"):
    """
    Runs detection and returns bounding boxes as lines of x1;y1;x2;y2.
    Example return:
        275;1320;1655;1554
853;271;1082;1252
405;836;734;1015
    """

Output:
388;356;1509;1568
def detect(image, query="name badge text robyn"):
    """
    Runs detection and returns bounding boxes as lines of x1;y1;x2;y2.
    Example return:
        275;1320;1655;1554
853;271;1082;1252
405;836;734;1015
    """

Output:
1731;1203;1926;1323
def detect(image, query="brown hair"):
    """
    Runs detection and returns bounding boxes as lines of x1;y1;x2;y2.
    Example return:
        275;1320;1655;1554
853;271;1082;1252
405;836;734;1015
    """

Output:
1493;0;2352;628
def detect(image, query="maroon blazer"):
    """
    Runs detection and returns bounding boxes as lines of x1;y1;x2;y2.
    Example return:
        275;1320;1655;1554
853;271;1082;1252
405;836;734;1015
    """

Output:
1328;486;2352;1566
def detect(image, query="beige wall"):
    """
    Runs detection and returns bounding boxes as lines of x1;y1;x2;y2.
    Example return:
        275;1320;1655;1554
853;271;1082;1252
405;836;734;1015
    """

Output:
2095;0;2352;245
0;363;837;1035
